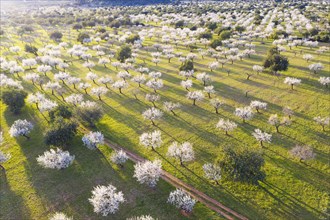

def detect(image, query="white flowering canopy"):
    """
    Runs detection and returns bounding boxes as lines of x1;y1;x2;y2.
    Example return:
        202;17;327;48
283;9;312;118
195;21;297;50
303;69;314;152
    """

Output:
133;159;162;188
37;148;75;170
82;131;104;150
167;188;196;213
89;184;125;216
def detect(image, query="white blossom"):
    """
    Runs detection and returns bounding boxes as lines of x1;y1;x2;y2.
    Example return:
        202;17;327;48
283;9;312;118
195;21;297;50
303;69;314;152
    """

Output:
89;184;125;216
308;63;324;74
139;130;162;150
133;160;162;188
250;101;267;113
167;189;195;213
49;212;72;220
186;90;204;105
110;150;128;166
65;94;84;106
82;131;104;150
142;107;163;125
9;119;33;139
290;145;315;161
252;129;272;147
203;163;221;184
167;142;194;165
37;148;75;169
216;118;237;135
234;106;254;122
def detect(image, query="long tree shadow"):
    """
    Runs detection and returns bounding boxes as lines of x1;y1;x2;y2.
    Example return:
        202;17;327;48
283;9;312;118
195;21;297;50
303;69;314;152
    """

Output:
0;173;31;219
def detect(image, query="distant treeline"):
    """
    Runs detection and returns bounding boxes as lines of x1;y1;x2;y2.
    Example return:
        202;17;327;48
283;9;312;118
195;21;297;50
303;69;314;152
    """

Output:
77;0;176;6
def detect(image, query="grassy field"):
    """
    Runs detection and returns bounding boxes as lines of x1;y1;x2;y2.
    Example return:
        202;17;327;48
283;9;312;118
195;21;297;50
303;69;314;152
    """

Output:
0;19;329;220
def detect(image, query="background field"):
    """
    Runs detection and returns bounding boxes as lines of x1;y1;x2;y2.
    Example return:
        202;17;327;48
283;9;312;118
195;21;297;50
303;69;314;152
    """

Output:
1;15;330;220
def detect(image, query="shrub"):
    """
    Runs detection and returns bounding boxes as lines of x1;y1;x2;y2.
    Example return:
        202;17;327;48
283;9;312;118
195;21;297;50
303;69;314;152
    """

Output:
77;32;90;44
210;38;222;49
44;118;77;147
75;101;103;127
263;54;289;72
50;31;63;41
220;148;265;184
179;60;194;71
1;89;27;114
49;105;72;122
126;34;140;44
198;31;212;40
116;45;132;63
219;30;231;40
24;44;38;56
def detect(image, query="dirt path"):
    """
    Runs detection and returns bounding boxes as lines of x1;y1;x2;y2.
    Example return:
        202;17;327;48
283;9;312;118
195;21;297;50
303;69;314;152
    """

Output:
104;139;248;220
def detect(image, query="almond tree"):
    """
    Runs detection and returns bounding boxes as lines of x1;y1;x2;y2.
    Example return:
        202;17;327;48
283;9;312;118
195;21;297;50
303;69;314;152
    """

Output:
282;106;294;119
82;131;104;150
250;100;267;113
54;72;70;85
49;212;72;220
290;145;315;162
23;73;40;85
91;87;108;100
203;163;221;184
303;54;313;63
163;101;181;116
27;92;45;110
268;114;291;133
45;82;61;95
186;90;204;105
39;99;58;113
79;82;91;94
67;77;81;89
86;72;98;84
216;118;237;135
0;132;11;172
98;58;110;68
308;63;324;74
37;65;52;76
234;106;254;123
37;148;75;169
204;85;215;98
117;71;132;82
252;129;272;147
65;94;84;106
208;62;219;72
210;98;223;114
319;77;330;88
132;74;146;87
146;79;163;93
167;142;194;166
196;72;211;86
83;61;95;71
167;189;196;213
98;77;113;89
139;130;162;151
252;65;264;74
133;159;162;188
284;77;301;90
89;184;125;216
112;80;128;94
142;107;163;125
180;79;193;91
313;116;329;131
110;150;128;168
145;94;160;108
9;119;34;140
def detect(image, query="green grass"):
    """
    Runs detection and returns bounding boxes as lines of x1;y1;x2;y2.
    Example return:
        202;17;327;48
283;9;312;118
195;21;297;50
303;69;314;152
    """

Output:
0;21;329;220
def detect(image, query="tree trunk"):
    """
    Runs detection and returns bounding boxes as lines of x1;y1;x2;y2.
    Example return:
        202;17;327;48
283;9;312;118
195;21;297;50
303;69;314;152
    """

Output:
23;134;30;140
276;125;280;133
